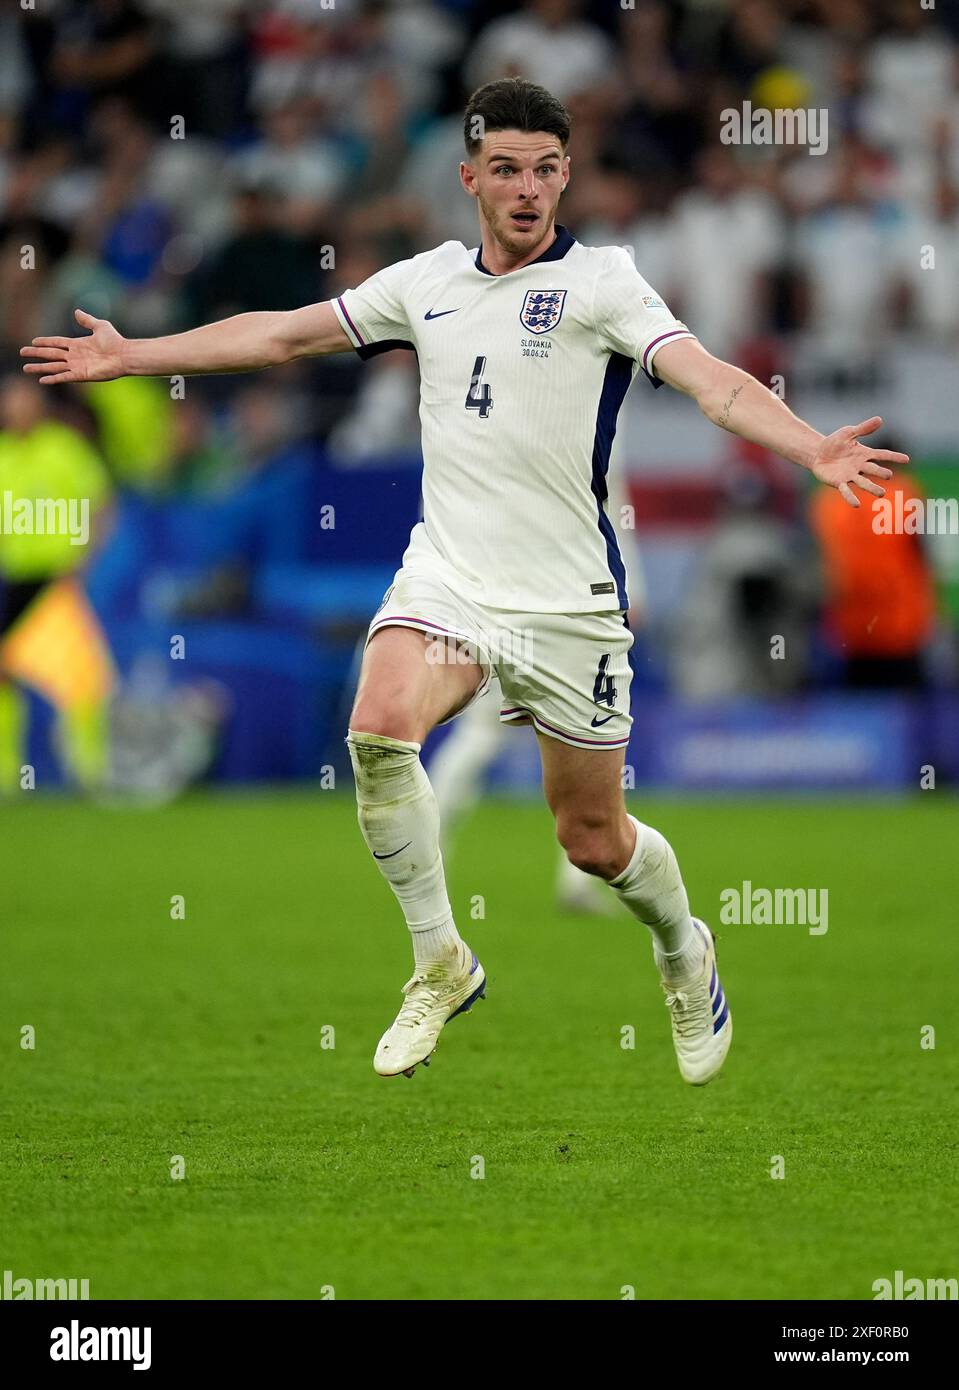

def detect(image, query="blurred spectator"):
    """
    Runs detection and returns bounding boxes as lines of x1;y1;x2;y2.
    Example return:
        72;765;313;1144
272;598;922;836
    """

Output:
716;0;786;90
82;376;176;492
143;0;249;140
614;0;699;176
327;354;420;465
0;375;115;792
573;166;674;292
809;462;936;690
77;100;173;289
672;472;820;700
779;0;872;112
184;169;321;321
860;0;954;168
668;144;784;356
50;0;168;130
225;379;310;480
160;395;236;498
0;214;74;356
465;0;613;103
246;0;464;124
349;1;466;119
0;7;32;146
230;97;345;237
895;135;959;347
399;107;483;246
792;139;901;384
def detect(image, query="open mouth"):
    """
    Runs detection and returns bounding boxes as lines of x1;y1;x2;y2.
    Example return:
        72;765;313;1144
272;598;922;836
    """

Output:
510;211;539;230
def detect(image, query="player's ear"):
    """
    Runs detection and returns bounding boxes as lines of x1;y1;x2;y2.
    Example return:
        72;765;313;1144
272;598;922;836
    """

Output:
459;161;478;198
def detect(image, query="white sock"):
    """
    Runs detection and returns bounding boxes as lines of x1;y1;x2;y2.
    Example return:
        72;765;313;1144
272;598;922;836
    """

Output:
609;816;696;966
655;929;706;982
346;729;464;966
410;920;462;968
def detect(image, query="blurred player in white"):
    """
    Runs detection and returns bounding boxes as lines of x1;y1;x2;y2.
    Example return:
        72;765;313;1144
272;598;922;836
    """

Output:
427;462;646;917
22;79;906;1088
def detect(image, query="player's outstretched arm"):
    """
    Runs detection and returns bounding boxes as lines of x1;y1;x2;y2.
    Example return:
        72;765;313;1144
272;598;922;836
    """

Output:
20;301;352;385
653;338;909;508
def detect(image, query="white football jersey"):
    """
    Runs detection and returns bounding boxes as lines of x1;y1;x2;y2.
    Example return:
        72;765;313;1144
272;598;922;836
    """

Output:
331;226;694;613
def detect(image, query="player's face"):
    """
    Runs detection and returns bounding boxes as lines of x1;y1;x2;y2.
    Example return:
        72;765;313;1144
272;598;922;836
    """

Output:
461;130;569;260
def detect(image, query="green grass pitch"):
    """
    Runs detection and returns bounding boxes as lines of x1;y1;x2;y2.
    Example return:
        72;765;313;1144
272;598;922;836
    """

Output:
2;789;957;1300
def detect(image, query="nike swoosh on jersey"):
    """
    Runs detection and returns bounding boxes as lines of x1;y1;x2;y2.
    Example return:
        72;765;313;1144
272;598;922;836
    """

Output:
424;307;460;320
372;841;412;859
590;714;615;728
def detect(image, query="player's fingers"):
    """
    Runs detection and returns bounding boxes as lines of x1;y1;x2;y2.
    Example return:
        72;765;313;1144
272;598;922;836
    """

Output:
852;415;882;437
864;449;908;467
22;359;71;374
838;482;860;508
22;361;71;379
20;345;70;361
74;308;100;329
853;474;886;498
22;337;73;351
37;371;75;385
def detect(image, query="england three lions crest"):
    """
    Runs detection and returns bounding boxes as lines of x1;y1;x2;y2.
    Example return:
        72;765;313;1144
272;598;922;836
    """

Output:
520;289;567;335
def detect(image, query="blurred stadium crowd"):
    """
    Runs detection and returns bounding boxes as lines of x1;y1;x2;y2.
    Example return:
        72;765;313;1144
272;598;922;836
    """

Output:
1;0;958;790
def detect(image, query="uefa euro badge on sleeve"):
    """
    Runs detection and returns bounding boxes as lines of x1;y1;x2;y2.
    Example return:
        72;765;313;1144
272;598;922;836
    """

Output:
519;290;567;335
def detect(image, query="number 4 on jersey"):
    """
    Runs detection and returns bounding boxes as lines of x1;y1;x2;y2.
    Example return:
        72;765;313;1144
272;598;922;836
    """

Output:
465;355;493;418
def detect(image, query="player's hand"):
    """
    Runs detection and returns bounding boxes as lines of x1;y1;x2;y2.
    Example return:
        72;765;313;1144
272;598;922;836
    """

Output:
19;308;127;385
810;416;909;508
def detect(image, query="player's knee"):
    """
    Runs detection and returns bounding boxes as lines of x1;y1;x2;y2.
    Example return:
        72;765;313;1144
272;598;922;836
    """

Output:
348;694;422;745
556;812;622;879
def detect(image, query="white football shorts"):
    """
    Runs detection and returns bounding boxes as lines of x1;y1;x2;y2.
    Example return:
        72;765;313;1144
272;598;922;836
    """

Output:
366;551;634;751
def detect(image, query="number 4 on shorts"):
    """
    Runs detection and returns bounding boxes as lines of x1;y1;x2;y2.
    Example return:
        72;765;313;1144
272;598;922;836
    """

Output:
593;653;617;707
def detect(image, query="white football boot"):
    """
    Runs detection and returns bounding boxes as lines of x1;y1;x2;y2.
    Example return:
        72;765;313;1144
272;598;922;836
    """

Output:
660;918;732;1086
374;941;486;1078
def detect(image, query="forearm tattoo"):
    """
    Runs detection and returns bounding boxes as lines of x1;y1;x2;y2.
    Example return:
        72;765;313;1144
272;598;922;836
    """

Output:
718;383;745;429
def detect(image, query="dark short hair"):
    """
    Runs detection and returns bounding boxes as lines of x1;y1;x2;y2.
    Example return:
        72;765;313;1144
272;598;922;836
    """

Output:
463;78;571;156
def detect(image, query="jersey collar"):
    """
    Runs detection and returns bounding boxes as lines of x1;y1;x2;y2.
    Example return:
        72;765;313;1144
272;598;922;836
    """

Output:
473;224;576;276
